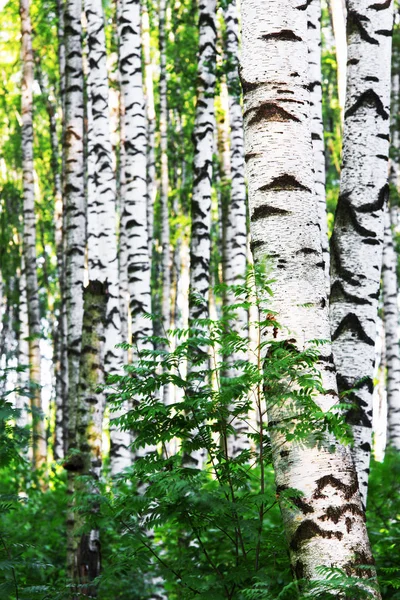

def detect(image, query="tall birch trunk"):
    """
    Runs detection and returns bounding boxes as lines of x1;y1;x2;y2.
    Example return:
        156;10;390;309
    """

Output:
329;0;393;507
142;1;157;260
85;0;130;474
64;0;86;578
223;0;249;457
159;0;171;343
241;0;379;589
74;280;107;594
20;0;46;469
308;0;329;290
119;0;152;354
329;0;347;124
383;205;400;448
17;260;30;430
188;0;216;325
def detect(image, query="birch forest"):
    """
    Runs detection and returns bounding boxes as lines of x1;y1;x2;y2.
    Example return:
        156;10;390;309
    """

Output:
2;0;400;597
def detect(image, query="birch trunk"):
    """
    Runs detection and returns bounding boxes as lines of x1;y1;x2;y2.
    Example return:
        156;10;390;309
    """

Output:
329;0;347;124
383;205;400;449
308;0;329;290
223;0;249;457
64;0;86;578
20;0;46;469
74;280;108;594
17;261;30;430
85;0;130;474
241;0;379;589
142;1;157;260
329;0;393;507
159;0;171;343
188;0;216;325
119;0;152;354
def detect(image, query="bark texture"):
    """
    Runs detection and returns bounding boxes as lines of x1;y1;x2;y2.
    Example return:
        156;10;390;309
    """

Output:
329;0;393;506
383;205;400;448
308;0;329;290
20;0;46;468
188;0;217;324
74;280;108;594
223;0;249;457
119;0;152;353
241;0;379;589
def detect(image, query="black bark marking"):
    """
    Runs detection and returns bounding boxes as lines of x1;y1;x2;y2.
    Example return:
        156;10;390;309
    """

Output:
258;174;311;193
240;77;260;94
294;560;305;580
365;75;379;82
347;58;360;65
368;0;392;9
319;503;365;524
347;10;378;45
334;191;377;238
295;0;313;9
251;205;291;221
250;239;264;253
344;550;375;578
357;184;389;213
360;442;371;452
296;247;318;255
376;29;392;37
377;132;390;140
261;30;302;42
290;520;343;551
332;312;375;346
330;281;371;305
291;496;314;515
245;152;261;161
345;89;389;120
314;473;358;501
247;103;300;125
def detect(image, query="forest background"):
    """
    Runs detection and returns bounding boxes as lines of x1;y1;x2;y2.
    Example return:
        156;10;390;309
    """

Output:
1;0;400;598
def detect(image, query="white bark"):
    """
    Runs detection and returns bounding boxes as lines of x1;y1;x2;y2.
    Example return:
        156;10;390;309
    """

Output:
142;2;157;260
383;205;400;448
222;0;250;458
20;0;46;469
329;0;393;507
17;261;30;430
85;0;131;474
329;0;347;124
308;0;329;291
119;0;152;354
188;0;216;324
241;0;379;588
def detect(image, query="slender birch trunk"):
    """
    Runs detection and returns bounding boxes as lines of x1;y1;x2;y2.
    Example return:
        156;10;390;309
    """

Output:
241;0;379;589
85;0;130;474
308;0;329;290
63;0;86;578
159;0;171;345
222;0;249;457
383;205;400;448
20;0;46;469
17;260;30;430
188;0;216;325
74;281;107;594
142;1;157;260
119;0;152;354
329;0;393;507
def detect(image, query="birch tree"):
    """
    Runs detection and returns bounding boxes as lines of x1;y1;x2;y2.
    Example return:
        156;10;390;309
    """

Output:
308;0;329;289
20;0;46;468
84;0;129;472
241;0;379;589
188;0;217;325
119;0;152;353
222;0;249;457
329;0;393;506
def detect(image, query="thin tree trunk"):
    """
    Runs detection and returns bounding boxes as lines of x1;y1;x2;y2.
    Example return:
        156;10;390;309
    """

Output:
85;0;130;474
329;0;393;507
241;0;379;590
328;0;347;124
119;0;152;355
159;0;171;404
20;0;46;469
142;1;157;260
222;0;249;457
308;0;329;291
63;0;86;579
383;205;400;449
17;260;30;431
75;280;108;596
188;0;216;325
